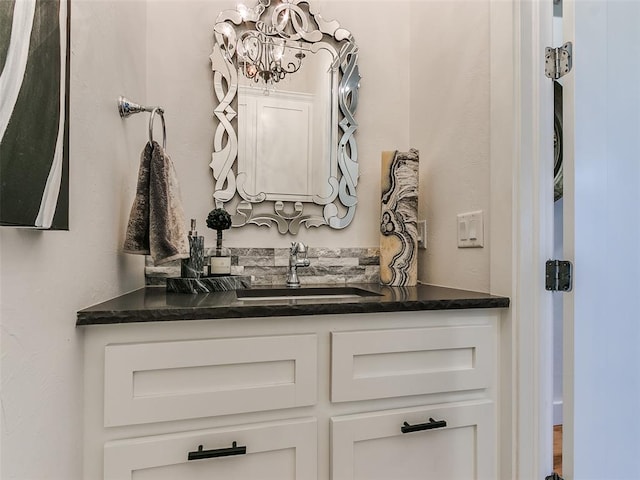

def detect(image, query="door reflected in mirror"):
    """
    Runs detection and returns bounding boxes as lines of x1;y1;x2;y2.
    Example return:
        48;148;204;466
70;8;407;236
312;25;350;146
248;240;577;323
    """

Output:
237;46;337;203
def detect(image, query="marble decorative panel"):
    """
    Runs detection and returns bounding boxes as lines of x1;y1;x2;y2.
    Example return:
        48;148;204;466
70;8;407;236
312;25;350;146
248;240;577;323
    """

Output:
166;275;252;294
380;149;419;286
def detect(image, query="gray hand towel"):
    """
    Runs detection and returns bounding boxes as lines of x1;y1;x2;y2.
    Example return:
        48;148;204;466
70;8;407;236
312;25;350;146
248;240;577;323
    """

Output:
123;141;189;265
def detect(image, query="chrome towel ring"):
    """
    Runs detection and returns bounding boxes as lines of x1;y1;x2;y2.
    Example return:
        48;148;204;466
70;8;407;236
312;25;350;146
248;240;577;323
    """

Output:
118;96;167;150
148;107;166;150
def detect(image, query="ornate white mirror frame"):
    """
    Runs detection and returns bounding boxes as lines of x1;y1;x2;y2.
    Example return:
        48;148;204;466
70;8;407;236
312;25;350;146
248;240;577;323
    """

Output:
210;0;360;234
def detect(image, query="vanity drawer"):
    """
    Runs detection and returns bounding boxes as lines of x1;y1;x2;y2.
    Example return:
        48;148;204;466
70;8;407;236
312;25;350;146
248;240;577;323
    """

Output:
331;325;494;402
104;417;317;480
104;334;317;427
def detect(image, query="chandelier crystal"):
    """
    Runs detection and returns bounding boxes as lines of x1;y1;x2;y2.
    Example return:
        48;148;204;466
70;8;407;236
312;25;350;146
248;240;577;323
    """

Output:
237;31;305;87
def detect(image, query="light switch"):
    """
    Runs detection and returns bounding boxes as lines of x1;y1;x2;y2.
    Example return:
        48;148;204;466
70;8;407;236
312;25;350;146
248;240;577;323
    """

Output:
457;210;484;248
418;220;427;249
469;218;478;240
458;217;467;241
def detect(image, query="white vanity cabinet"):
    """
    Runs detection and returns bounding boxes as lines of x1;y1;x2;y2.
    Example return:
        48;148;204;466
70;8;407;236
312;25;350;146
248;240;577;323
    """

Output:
82;309;501;480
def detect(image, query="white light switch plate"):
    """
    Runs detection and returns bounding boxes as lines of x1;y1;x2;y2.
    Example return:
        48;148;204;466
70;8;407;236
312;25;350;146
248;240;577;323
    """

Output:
457;210;484;248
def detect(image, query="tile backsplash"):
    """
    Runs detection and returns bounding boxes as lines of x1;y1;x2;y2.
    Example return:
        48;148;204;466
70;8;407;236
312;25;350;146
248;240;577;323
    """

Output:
145;247;380;286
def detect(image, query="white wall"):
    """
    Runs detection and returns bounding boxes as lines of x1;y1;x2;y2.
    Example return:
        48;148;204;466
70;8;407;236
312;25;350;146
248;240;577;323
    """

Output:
409;1;491;292
552;11;564;428
145;0;491;288
553;198;563;424
0;2;147;478
0;0;494;477
145;0;411;250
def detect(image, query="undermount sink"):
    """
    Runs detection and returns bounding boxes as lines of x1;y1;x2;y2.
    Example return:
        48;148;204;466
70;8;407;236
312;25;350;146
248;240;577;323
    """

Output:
236;286;383;301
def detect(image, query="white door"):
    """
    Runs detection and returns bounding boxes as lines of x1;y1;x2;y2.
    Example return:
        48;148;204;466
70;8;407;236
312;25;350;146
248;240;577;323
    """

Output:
514;1;640;477
561;1;640;478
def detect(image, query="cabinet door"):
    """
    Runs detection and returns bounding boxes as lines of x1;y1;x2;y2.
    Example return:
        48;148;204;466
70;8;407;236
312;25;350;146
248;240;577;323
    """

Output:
104;418;316;480
331;402;495;480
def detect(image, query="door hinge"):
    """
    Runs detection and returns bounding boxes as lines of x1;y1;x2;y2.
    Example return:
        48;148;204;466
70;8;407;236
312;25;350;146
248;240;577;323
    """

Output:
545;260;572;292
545;42;573;80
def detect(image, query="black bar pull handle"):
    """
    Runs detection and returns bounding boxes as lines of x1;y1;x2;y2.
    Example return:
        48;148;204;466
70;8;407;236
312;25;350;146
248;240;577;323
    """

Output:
401;417;447;434
187;441;247;461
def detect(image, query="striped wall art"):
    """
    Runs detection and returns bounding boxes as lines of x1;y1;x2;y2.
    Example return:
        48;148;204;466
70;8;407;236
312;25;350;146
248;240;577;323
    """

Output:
0;0;69;229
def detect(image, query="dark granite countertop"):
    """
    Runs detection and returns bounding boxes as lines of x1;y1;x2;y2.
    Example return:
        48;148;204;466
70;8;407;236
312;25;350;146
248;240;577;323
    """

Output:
76;283;509;326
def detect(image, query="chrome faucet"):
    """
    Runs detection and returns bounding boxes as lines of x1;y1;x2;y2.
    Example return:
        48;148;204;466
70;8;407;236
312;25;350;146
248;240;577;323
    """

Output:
287;242;310;288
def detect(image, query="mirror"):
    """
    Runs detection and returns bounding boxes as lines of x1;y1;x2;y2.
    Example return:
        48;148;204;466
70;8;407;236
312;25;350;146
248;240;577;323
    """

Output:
237;43;337;203
210;0;360;234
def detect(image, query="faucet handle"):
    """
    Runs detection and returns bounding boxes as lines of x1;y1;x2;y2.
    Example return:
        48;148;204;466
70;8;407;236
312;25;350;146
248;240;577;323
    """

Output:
290;242;308;255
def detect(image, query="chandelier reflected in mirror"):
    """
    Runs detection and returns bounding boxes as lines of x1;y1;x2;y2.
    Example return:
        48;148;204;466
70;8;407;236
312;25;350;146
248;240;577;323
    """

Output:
237;31;306;87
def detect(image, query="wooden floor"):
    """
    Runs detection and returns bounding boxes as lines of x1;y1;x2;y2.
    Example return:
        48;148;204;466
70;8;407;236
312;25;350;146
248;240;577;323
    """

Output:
554;424;563;477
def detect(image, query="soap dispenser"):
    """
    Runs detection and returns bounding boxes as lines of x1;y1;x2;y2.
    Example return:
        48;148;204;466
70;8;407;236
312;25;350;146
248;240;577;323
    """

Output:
181;219;205;278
